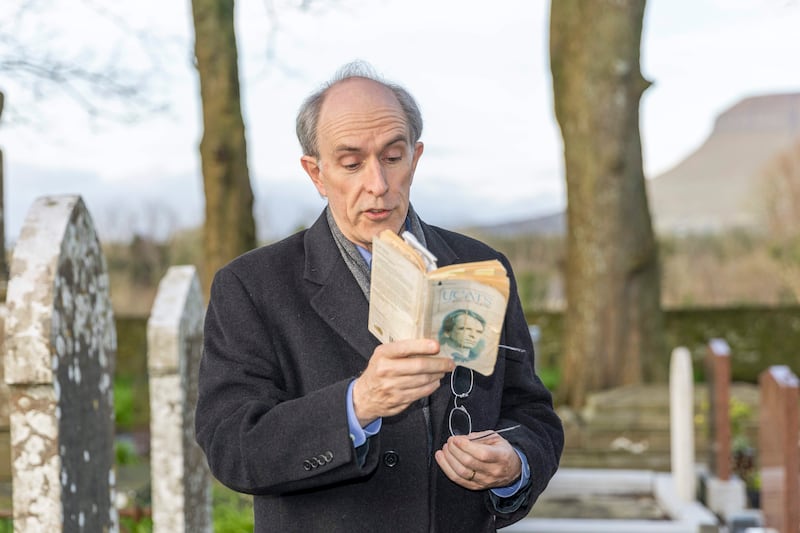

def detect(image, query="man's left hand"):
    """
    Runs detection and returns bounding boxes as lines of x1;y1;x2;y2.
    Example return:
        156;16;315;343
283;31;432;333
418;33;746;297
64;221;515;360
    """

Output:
434;432;522;490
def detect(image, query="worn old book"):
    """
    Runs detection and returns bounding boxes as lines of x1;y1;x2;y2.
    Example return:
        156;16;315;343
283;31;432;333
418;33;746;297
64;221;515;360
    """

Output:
368;229;510;376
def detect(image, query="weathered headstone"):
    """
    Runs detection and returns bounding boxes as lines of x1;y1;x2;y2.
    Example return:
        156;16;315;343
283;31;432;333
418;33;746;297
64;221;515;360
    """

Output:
758;365;799;533
705;338;746;518
3;195;117;531
707;338;732;481
670;346;696;502
148;265;211;533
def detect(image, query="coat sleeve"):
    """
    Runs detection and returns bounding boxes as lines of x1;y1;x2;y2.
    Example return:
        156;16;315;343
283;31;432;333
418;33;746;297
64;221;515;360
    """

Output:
486;257;564;527
194;266;379;495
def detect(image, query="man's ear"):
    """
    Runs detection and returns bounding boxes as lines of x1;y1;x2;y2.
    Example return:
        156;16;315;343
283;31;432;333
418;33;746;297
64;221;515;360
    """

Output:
411;141;424;172
301;155;326;197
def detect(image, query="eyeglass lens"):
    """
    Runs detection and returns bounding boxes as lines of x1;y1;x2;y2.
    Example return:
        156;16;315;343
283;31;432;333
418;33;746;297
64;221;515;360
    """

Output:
448;366;474;436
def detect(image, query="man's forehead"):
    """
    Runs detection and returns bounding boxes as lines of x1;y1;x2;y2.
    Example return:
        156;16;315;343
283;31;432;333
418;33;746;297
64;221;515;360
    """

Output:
326;77;395;104
320;78;404;124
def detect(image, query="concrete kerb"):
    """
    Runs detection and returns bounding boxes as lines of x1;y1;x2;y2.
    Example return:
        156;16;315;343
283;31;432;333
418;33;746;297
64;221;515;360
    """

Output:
502;468;719;533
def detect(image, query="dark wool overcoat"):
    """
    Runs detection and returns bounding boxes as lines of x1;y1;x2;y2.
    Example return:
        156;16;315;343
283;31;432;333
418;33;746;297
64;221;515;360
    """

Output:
195;211;564;533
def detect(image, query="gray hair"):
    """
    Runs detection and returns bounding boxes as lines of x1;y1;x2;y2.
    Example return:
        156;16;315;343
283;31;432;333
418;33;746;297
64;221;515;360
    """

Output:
295;60;423;157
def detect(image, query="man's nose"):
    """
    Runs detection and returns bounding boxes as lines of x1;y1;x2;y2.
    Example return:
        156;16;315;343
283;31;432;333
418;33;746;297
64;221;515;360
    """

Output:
363;157;389;195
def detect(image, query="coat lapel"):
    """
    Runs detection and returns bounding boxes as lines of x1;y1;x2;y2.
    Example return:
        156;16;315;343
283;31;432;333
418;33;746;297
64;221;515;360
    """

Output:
304;212;379;362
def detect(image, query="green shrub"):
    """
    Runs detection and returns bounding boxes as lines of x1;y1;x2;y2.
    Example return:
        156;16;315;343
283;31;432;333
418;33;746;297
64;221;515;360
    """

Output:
537;366;561;391
114;378;137;430
115;439;140;467
213;483;254;532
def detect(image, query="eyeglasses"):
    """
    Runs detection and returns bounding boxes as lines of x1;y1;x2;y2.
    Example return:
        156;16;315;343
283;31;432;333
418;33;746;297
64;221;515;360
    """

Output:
448;365;474;436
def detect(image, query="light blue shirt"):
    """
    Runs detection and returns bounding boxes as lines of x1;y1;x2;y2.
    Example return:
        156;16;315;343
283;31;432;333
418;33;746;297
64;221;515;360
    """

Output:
346;244;531;496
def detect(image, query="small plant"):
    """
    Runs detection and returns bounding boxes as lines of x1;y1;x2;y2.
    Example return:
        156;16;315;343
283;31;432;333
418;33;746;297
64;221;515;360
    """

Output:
114;378;137;430
729;398;760;507
119;515;153;533
115;438;141;467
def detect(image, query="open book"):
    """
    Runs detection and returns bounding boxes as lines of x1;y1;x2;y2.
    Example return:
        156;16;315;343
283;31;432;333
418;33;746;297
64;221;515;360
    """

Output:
368;230;510;376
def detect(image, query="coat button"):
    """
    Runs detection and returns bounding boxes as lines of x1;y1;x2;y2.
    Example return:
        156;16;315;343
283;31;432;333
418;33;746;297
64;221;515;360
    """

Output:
383;450;400;468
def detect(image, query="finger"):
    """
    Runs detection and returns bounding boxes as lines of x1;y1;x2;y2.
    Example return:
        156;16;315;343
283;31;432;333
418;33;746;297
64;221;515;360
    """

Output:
446;435;508;476
435;446;479;489
376;338;441;359
445;435;488;464
447;436;522;487
372;341;453;376
354;349;450;422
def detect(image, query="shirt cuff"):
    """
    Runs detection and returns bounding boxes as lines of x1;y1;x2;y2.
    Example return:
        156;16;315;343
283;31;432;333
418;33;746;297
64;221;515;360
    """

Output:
490;447;530;498
346;379;382;447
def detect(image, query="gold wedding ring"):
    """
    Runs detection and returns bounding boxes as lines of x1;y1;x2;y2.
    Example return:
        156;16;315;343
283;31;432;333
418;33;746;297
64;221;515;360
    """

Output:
468;470;476;481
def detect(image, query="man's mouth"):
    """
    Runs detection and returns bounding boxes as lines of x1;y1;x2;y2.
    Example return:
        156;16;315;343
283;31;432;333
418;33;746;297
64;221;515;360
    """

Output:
364;208;391;220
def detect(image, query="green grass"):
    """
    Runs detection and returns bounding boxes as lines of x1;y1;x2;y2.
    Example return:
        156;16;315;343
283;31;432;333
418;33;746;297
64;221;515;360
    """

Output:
0;483;254;532
213;483;254;532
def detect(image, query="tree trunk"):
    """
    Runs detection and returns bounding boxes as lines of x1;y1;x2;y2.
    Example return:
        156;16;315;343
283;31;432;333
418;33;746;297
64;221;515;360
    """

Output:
550;0;664;408
191;0;256;296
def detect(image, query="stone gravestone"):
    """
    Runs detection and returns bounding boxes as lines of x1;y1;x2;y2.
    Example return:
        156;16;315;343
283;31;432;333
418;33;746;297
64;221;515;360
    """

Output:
705;338;746;518
3;195;117;531
670;346;696;503
758;365;799;533
707;338;732;481
148;265;211;533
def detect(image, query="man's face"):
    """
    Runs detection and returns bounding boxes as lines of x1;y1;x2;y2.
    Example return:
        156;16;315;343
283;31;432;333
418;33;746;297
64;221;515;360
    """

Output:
450;314;485;349
301;77;424;250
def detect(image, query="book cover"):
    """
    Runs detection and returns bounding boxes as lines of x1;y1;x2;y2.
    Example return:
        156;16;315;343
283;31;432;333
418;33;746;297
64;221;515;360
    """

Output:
368;230;509;376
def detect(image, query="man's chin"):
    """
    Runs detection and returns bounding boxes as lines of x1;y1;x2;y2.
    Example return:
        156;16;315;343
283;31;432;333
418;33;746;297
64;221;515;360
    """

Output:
364;220;403;239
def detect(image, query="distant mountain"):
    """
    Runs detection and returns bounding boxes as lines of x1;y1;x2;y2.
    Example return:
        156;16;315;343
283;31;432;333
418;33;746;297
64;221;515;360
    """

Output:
467;92;800;239
462;211;566;239
646;92;800;234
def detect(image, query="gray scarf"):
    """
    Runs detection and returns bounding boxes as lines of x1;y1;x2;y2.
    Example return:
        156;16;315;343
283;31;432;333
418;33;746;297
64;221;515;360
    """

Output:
328;205;433;459
327;205;428;299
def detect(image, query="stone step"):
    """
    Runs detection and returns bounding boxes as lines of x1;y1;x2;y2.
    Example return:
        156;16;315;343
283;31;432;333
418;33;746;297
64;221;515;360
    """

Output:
558;382;762;470
567;427;710;454
559;450;672;472
582;383;759;415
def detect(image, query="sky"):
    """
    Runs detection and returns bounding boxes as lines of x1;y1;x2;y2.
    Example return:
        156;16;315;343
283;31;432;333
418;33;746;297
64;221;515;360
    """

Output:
1;0;799;243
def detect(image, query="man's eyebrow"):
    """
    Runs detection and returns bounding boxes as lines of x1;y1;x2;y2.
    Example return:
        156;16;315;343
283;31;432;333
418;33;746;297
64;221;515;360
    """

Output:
382;135;409;149
333;144;361;154
333;135;409;154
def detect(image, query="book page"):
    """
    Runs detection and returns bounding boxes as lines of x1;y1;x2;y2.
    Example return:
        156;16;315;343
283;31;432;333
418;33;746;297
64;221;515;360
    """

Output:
368;234;426;343
423;278;509;376
428;260;510;295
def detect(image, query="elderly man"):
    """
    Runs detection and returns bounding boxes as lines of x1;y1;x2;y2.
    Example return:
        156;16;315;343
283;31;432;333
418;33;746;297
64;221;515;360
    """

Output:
195;61;563;533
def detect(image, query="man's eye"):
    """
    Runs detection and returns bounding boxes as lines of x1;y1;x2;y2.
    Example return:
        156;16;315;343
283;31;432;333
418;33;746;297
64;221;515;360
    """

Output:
384;156;402;164
343;161;361;170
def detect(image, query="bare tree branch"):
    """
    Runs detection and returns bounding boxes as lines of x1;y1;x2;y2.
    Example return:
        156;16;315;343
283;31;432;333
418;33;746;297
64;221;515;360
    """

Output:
0;0;174;125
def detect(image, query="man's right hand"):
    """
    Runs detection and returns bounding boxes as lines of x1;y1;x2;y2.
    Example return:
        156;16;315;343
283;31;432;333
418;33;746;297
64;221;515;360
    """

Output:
352;339;454;427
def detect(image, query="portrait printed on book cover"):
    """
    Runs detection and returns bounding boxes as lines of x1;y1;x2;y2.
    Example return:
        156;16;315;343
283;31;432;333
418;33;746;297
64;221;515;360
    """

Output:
438;309;487;363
